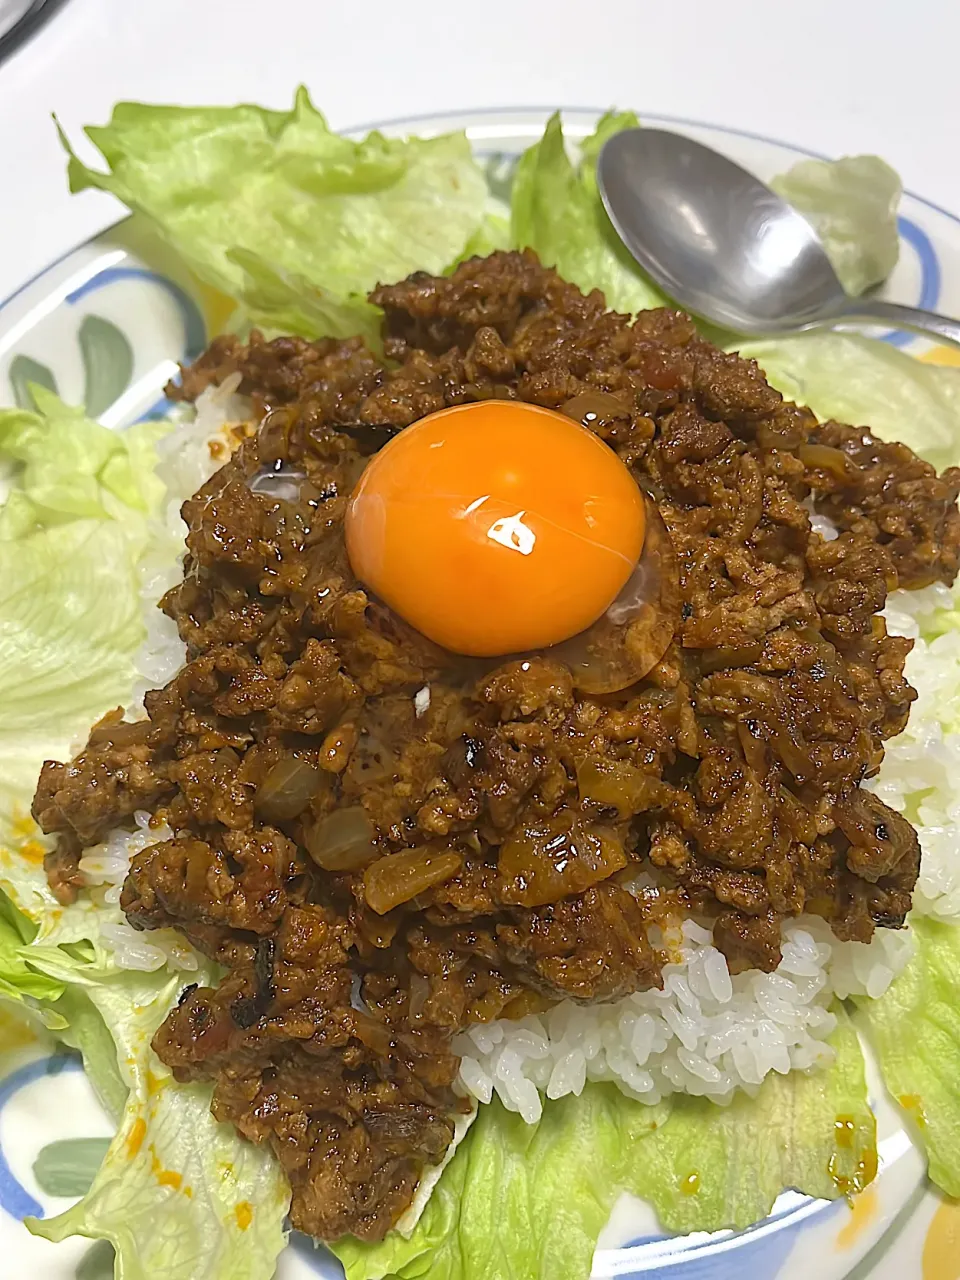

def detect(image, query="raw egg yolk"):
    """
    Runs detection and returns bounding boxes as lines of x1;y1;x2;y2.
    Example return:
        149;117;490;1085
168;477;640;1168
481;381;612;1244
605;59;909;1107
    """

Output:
344;401;646;657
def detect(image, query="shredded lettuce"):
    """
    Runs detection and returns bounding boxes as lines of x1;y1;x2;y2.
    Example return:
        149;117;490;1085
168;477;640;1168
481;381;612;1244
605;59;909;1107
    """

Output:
511;112;667;314
336;1006;872;1280
58;87;488;341
857;916;960;1197
771;155;901;296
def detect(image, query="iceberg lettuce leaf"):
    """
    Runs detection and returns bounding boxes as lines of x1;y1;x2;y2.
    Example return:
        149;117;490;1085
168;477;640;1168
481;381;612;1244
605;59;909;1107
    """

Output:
0;391;289;1280
771;155;901;295
624;1002;873;1232
445;212;512;272
856;915;960;1197
0;397;168;933
225;248;384;349
511;112;667;314
0;894;65;1007
333;1086;667;1280
59;88;488;341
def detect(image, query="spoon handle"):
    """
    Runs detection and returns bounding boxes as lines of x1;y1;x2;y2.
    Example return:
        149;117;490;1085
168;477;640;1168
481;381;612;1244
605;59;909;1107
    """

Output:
836;298;960;349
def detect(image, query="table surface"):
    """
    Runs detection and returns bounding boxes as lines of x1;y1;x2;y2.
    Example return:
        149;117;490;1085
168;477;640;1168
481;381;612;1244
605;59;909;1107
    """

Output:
1;0;959;302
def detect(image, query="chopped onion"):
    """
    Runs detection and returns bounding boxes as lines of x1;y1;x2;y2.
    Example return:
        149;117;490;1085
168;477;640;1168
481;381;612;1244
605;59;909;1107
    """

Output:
797;442;854;481
576;757;663;817
496;813;626;907
408;972;430;1018
254;756;320;823
363;847;462;915
305;806;378;871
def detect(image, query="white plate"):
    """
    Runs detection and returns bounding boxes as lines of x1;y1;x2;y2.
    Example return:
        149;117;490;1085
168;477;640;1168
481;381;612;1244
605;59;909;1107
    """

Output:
1;107;958;1280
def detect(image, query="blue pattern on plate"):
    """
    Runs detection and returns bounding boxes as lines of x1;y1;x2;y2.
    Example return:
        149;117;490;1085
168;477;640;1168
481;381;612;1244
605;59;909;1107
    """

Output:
1;259;208;417
618;1197;843;1278
888;215;941;346
64;264;207;362
0;1055;84;1221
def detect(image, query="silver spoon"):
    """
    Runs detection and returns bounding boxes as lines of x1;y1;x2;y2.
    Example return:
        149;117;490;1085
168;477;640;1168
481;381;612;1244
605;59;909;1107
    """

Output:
597;128;960;347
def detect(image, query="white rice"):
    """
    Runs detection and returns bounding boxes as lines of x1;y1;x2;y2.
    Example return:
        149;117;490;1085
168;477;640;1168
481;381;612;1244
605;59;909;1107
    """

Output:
868;580;960;921
80;387;960;1112
453;917;914;1121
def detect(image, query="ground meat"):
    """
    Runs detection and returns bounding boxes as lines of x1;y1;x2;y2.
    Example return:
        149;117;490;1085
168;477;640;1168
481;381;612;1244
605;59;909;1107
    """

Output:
42;835;85;906
33;710;174;847
800;422;960;587
713;909;783;974
33;250;958;1243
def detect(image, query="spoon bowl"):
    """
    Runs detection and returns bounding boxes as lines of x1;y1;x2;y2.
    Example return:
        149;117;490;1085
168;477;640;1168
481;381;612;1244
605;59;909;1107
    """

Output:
597;128;960;347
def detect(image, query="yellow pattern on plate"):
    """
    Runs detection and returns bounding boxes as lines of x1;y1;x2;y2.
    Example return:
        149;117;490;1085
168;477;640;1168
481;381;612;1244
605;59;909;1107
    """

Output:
0;1005;38;1051
923;1199;960;1280
920;346;960;367
835;1187;879;1250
